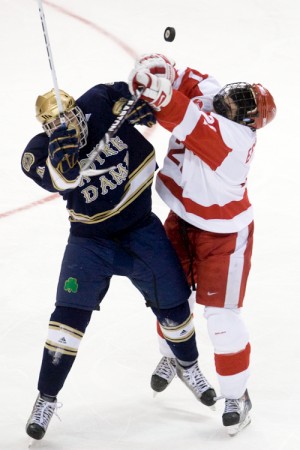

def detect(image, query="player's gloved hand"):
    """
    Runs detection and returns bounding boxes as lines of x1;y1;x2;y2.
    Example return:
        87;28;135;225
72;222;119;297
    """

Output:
135;53;177;84
128;69;173;111
48;124;79;174
112;97;156;127
126;99;157;127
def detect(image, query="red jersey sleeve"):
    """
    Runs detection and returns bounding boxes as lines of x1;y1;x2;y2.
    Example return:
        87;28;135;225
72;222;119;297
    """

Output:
156;89;232;170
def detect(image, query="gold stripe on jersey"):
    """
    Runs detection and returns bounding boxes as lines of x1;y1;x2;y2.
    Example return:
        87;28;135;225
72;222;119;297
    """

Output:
46;157;81;191
69;177;153;224
129;151;154;178
68;150;156;224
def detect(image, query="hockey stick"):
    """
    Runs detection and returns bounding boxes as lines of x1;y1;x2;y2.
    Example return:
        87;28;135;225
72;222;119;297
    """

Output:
37;0;65;123
80;89;144;177
37;0;143;178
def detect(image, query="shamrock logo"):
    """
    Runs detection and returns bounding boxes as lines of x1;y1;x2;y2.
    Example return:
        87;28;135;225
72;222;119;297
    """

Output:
64;277;78;293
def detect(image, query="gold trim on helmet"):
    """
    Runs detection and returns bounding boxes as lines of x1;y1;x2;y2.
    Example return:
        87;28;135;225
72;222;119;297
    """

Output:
36;89;76;124
35;89;88;148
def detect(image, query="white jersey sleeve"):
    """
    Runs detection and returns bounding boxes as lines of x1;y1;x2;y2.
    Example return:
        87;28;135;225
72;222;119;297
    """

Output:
156;71;257;233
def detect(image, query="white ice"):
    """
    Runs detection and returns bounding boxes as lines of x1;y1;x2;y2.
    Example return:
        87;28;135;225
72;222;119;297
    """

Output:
1;0;299;449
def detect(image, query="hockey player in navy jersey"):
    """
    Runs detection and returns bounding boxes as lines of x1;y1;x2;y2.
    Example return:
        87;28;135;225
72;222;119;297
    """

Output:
22;81;217;441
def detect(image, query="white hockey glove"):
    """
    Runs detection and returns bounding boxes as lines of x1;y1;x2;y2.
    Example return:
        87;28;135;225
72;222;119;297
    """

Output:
128;69;172;111
135;53;177;84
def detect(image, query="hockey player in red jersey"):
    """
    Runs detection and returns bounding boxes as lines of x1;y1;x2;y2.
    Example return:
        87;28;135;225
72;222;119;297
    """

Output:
129;54;276;435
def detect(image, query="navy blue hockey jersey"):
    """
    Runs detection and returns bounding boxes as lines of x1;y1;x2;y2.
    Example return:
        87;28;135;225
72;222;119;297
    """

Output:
21;82;156;238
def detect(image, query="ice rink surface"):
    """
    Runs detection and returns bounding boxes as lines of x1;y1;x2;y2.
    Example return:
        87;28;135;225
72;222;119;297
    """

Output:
1;0;299;449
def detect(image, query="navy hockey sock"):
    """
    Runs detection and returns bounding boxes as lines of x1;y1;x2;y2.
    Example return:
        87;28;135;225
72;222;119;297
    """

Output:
37;306;92;397
152;302;198;363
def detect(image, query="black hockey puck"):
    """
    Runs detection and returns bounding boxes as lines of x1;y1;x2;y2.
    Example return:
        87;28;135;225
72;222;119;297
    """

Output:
164;27;176;42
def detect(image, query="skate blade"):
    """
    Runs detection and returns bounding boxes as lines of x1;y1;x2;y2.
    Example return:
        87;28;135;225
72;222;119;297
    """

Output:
226;414;251;436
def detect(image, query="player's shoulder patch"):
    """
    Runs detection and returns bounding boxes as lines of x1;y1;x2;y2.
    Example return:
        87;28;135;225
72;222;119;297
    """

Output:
22;152;35;172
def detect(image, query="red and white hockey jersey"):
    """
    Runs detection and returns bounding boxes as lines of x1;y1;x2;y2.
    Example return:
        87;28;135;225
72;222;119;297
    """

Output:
155;68;257;233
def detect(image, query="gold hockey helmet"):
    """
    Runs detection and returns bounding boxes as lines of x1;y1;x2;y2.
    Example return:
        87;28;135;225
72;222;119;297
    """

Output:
36;89;76;124
35;89;88;148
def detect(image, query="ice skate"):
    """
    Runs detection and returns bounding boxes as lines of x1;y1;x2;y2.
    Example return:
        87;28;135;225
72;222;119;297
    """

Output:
151;356;177;393
222;389;252;436
176;361;216;407
26;393;61;440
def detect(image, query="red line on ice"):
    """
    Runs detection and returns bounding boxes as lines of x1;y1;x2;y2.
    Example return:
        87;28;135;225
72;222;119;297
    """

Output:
0;194;59;219
44;1;138;59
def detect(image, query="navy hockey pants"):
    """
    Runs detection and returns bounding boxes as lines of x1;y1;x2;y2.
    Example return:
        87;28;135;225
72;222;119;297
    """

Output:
56;213;191;311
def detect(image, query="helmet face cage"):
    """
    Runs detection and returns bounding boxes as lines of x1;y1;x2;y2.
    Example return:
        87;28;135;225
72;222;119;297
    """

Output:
43;106;88;149
35;89;88;148
213;82;258;127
